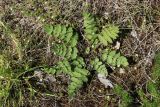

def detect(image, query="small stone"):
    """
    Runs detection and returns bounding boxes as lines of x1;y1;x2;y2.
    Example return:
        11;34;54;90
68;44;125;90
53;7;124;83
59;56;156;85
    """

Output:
115;41;120;49
99;89;102;92
119;68;125;74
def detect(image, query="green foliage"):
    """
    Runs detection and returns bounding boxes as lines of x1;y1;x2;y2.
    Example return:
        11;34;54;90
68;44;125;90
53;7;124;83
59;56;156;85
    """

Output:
138;89;150;107
138;83;160;107
71;57;86;68
0;22;22;61
83;12;120;47
101;49;128;67
90;57;108;76
68;67;89;97
0;22;32;106
114;85;132;107
68;57;89;97
138;52;160;107
54;60;72;75
0;55;19;107
98;25;119;46
151;52;160;78
0;69;11;106
90;48;128;77
52;44;78;60
83;12;98;41
45;60;72;75
44;57;89;97
147;82;158;97
44;12;129;98
45;24;78;47
44;24;53;35
44;24;88;97
0;55;10;104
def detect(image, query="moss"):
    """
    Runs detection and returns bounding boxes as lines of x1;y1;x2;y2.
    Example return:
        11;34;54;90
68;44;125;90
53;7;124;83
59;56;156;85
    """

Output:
152;52;160;78
114;85;132;107
138;52;160;106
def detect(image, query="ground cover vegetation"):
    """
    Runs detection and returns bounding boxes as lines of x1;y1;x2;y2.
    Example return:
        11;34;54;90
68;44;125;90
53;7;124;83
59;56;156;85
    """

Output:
0;0;160;107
